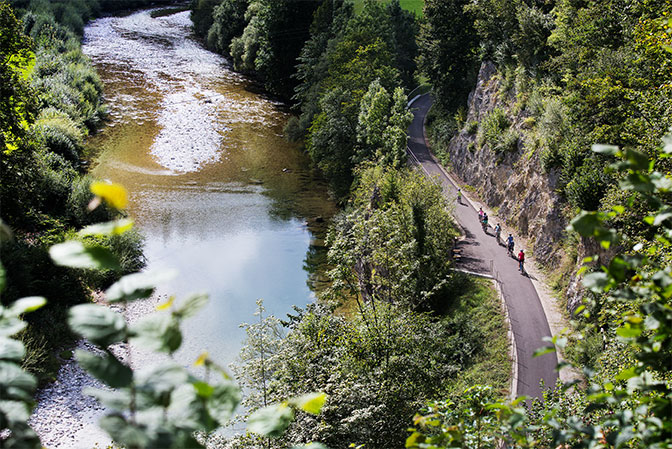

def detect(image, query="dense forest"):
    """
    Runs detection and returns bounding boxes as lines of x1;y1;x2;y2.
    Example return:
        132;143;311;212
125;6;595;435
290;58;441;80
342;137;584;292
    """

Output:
1;0;671;447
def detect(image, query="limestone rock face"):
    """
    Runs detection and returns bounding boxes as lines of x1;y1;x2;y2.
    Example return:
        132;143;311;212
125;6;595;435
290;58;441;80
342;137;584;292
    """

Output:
449;62;564;265
447;62;587;313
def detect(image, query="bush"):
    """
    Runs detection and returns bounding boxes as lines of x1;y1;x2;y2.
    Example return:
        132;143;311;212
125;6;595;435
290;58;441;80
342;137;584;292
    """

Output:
79;230;146;289
465;120;478;134
33;108;84;161
477;108;515;153
496;128;519;153
564;158;611;211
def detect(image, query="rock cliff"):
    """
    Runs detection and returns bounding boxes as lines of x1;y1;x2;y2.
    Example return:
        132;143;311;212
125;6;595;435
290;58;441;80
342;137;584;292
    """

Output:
445;62;587;312
447;62;564;264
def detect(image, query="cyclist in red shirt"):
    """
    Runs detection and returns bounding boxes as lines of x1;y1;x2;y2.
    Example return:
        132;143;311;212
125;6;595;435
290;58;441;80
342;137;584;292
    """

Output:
518;249;525;273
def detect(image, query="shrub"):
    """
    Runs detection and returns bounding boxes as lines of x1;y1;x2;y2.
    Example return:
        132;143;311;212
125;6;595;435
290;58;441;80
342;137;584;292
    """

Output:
526;89;546;118
65;175;121;228
465;120;478;135
78;230;146;289
477;108;516;153
33;108;84;161
453;106;467;130
564;158;610;211
495;128;519;153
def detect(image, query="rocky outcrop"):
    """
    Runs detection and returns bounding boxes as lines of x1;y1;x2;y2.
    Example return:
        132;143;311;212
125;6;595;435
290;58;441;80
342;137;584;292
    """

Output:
447;61;567;268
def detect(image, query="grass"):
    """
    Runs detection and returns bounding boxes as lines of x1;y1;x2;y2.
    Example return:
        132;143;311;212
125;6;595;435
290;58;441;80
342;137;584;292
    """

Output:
351;0;424;17
444;276;511;397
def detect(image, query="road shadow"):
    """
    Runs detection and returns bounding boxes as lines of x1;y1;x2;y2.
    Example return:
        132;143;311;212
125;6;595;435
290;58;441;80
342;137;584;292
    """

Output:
462;228;481;246
454;239;491;274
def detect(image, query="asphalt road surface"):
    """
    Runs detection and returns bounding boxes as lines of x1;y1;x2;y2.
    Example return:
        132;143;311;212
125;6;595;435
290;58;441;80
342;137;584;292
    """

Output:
407;94;558;399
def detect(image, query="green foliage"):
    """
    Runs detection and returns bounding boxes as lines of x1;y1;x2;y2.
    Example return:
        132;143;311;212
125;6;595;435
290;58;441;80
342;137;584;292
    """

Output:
327;166;457;312
466;0;554;69
476;107;517;153
0;225;45;448
231;299;483;449
306;87;357;198
33;107;84;161
290;0;354;139
356;80;413;167
425;104;458;165
384;0;419;89
229;0;319;99
0;1;36;153
206;0;248;55
565;158;612;211
290;0;418;196
189;0;221;39
418;0;478;111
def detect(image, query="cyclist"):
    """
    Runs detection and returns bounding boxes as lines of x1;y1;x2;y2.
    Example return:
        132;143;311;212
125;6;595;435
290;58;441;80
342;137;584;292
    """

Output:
518;249;525;273
478;207;484;222
457;188;462;204
494;223;501;243
506;234;514;256
482;213;488;231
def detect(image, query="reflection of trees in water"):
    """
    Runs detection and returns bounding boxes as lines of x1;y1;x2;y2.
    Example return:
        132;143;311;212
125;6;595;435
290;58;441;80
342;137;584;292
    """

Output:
260;161;336;296
303;239;331;293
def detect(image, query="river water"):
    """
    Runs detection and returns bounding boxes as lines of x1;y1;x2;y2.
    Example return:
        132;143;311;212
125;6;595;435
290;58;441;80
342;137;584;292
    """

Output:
87;8;335;363
30;8;335;447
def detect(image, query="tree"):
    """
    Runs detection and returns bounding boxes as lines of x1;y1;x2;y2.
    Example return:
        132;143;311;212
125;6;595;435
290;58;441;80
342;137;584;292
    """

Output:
306;86;356;198
381;86;413;167
418;0;479;111
327;167;457;312
356;79;391;163
289;0;353;139
356;80;413;168
206;0;248;55
190;0;221;39
385;0;418;89
230;0;320;99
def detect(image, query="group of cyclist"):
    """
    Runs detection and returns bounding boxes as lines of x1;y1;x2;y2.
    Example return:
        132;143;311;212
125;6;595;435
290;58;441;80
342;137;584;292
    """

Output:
477;207;525;274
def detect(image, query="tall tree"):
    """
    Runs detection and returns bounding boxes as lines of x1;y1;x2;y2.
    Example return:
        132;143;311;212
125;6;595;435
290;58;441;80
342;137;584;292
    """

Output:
386;0;418;89
231;0;321;99
418;0;479;111
289;0;353;138
356;80;412;168
206;0;249;55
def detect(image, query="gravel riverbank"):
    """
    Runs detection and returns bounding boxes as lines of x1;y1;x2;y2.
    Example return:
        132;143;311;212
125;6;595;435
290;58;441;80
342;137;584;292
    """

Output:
29;295;164;448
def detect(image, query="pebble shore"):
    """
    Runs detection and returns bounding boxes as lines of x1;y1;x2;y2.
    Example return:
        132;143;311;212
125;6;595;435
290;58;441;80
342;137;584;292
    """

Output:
29;295;164;448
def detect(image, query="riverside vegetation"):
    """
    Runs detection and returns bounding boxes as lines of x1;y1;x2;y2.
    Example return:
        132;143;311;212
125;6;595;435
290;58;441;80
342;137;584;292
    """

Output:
1;0;671;448
1;0;186;385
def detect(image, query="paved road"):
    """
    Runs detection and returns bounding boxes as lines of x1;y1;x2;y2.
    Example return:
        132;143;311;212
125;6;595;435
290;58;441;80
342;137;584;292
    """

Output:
407;94;557;399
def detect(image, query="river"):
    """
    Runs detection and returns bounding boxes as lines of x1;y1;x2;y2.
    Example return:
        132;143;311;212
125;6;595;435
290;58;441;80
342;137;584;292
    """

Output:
29;7;335;448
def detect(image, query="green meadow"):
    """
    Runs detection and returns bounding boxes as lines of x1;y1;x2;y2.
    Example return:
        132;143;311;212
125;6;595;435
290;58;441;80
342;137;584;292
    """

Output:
351;0;424;16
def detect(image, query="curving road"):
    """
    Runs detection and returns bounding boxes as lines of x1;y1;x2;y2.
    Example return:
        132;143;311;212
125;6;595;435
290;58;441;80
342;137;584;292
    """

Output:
407;94;557;399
